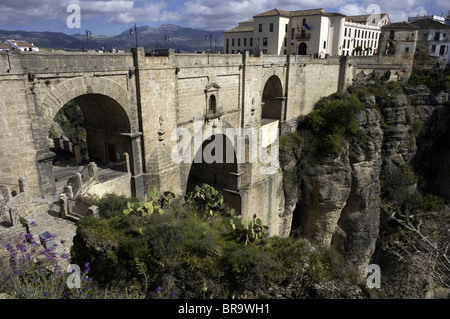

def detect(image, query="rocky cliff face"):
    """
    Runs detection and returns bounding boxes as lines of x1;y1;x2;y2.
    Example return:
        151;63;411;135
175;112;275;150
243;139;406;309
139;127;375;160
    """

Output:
331;97;383;277
280;80;450;293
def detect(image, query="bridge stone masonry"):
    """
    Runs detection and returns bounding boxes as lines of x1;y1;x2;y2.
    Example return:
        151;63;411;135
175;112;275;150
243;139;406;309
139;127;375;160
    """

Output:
0;48;412;236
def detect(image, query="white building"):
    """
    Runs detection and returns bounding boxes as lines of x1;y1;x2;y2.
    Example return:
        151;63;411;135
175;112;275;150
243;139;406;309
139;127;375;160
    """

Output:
408;14;446;24
224;8;390;57
379;19;450;66
342;13;390;56
5;39;39;52
224;19;254;54
224;8;347;57
412;19;450;65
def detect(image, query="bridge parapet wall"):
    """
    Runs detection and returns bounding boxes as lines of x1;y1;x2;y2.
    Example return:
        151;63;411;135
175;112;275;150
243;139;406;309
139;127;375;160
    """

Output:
0;50;135;76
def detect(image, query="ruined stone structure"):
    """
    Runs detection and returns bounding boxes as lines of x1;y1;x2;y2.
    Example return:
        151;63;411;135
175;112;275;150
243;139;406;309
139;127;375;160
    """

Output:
0;48;411;236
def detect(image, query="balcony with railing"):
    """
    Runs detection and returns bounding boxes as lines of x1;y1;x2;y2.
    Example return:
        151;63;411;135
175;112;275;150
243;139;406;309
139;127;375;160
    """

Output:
295;32;311;41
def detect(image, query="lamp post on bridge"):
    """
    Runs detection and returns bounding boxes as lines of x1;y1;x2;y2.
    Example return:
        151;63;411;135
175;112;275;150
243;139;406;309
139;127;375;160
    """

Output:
214;39;221;53
85;29;92;50
206;34;212;53
130;24;138;48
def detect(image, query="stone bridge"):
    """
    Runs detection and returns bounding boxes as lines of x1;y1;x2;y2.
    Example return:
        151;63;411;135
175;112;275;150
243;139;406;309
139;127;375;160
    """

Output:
0;48;411;236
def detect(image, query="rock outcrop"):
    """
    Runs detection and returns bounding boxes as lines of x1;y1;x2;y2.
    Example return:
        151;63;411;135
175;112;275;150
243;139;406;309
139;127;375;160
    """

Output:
331;97;383;277
281;81;450;288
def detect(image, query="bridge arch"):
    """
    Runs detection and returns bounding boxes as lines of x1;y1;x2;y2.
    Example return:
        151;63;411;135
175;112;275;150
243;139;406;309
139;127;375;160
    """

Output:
36;77;142;196
41;77;135;133
261;74;284;122
186;131;241;214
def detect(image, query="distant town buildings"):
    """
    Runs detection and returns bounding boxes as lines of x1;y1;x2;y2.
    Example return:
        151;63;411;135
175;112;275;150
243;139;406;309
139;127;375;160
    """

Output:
223;8;390;57
407;12;446;24
342;13;390;56
0;42;13;51
379;18;450;65
3;39;39;52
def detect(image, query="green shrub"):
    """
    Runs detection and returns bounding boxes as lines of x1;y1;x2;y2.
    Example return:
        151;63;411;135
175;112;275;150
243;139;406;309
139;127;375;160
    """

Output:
420;194;445;211
409;69;450;94
380;163;419;207
68;188;367;298
298;92;365;156
185;183;233;219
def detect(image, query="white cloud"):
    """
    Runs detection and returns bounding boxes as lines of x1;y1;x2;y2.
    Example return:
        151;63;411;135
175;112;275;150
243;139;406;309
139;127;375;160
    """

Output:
338;3;368;16
0;0;448;32
106;1;181;24
78;1;134;13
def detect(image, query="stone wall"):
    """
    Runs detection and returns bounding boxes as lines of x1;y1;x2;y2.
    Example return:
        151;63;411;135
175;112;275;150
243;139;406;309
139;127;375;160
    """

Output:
0;178;34;226
0;49;415;238
0;50;140;198
85;173;132;199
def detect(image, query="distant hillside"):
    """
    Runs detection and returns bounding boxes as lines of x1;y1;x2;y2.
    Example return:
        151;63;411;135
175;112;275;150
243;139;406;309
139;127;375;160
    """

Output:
0;25;224;52
0;30;85;50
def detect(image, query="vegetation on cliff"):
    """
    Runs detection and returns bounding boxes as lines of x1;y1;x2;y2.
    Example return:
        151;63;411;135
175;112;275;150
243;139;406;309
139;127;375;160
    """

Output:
0;185;367;299
280;68;450;298
67;185;366;299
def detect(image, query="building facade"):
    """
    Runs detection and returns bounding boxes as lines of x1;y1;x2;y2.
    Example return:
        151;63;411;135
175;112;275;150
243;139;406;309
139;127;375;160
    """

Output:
379;19;450;66
342;14;390;56
224;8;347;57
224;8;390;57
5;40;39;52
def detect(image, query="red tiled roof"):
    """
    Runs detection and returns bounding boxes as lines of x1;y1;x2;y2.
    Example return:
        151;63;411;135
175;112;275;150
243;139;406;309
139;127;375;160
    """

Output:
253;8;291;18
0;42;13;49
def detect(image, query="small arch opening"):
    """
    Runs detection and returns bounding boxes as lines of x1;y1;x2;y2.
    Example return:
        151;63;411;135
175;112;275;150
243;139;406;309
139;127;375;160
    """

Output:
209;94;217;115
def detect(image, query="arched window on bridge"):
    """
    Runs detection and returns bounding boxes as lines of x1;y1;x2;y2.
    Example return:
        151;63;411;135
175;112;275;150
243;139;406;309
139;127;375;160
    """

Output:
205;82;221;118
261;75;283;123
209;94;217;115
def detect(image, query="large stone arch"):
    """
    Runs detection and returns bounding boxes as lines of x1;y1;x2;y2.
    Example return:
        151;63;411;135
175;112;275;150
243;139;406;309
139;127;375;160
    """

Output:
261;73;285;121
40;76;135;134
183;120;242;213
34;76;143;197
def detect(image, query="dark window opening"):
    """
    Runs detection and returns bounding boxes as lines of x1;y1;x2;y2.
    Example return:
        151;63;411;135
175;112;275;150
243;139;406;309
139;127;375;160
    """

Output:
209;95;217;114
389;30;395;40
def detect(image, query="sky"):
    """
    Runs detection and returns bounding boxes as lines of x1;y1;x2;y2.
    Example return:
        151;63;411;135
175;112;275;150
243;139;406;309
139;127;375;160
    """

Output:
0;0;448;36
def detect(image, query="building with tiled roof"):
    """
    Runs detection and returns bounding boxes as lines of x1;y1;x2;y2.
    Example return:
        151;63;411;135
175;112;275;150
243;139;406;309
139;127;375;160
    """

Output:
379;17;450;66
5;39;39;52
223;7;389;57
0;42;13;51
224;8;347;56
342;13;390;56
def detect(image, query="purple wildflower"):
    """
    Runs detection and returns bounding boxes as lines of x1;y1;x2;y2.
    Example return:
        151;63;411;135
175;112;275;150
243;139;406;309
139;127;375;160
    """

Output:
156;286;162;293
